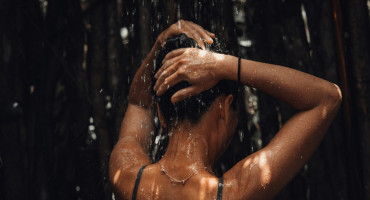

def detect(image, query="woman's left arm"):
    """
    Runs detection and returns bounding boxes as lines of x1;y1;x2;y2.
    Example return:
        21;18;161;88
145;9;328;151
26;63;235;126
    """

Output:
109;20;215;198
108;39;158;199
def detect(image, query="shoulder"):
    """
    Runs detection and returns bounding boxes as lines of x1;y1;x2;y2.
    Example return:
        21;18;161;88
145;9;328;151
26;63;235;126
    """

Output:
222;150;275;200
110;147;148;200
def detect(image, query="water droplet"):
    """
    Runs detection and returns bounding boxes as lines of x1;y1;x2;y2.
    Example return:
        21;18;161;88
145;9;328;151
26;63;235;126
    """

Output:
155;135;160;144
239;130;244;142
88;125;95;131
30;85;35;94
90;131;97;140
106;102;112;109
120;27;129;40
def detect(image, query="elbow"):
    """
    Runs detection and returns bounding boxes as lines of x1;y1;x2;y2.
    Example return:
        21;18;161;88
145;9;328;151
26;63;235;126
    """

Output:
109;149;118;185
331;84;342;107
324;83;342;112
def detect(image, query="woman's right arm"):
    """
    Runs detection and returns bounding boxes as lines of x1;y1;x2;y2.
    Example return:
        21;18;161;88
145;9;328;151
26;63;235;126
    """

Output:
154;49;342;199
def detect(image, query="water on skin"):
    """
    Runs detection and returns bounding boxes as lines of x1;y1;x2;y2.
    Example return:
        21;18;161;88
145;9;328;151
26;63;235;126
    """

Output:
119;149;140;167
125;2;264;197
249;162;256;171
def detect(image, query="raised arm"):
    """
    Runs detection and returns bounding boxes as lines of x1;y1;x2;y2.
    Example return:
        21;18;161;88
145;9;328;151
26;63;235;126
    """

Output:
153;48;342;199
109;21;215;198
222;55;342;199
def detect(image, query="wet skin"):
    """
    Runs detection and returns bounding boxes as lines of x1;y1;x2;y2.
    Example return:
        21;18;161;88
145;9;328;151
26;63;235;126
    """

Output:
109;20;342;200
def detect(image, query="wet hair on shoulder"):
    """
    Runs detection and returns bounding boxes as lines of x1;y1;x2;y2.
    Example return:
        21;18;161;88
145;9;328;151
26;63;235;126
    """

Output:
152;33;240;128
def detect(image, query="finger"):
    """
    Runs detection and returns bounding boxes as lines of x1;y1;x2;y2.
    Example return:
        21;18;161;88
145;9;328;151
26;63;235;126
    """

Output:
189;24;216;39
153;72;166;92
182;27;205;49
180;20;196;30
163;22;185;41
201;32;214;44
154;66;171;92
155;57;186;90
194;30;213;45
156;53;184;79
161;48;186;65
190;32;205;49
155;57;176;79
171;86;200;104
162;21;215;47
205;30;216;38
154;63;180;92
156;71;184;96
190;24;214;44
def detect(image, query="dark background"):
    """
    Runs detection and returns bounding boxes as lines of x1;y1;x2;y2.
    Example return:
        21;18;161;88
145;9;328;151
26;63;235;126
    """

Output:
0;0;369;199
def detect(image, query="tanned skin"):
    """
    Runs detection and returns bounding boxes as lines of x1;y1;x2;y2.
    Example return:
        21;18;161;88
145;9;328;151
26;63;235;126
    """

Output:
109;20;342;200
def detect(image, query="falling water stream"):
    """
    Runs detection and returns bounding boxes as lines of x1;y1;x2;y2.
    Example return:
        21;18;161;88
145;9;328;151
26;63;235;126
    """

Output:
1;0;366;199
132;1;264;177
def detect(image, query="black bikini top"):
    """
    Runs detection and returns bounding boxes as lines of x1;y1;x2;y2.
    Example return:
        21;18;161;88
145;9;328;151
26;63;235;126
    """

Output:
132;165;224;200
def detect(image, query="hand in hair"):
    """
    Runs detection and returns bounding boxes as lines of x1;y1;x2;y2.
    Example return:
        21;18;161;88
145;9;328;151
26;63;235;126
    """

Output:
157;20;215;49
154;48;225;103
129;20;215;107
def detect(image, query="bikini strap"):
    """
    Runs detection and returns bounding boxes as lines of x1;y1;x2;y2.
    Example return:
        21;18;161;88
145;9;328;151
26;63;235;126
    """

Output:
217;176;224;200
132;165;148;200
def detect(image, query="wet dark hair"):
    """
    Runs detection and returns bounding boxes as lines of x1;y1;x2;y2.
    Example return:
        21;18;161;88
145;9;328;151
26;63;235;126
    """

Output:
152;33;240;128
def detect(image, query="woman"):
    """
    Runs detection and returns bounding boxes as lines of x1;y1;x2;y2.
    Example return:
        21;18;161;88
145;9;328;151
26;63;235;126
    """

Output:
109;20;342;200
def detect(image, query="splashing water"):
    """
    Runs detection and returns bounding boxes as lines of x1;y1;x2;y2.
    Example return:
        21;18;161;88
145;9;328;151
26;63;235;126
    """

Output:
177;3;181;27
